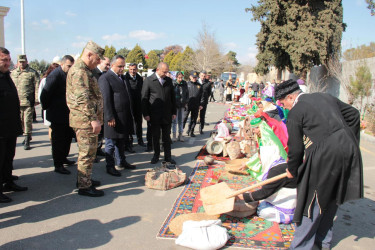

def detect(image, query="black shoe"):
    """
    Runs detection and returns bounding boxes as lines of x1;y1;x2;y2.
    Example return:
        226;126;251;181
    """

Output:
106;167;121;177
3;182;28;192
24;136;31;150
190;132;196;137
200;130;204;135
76;179;101;188
63;159;76;166
145;145;153;152
94;157;99;163
54;165;71;175
138;140;146;147
151;156;159;164
12;175;19;181
96;149;106;156
186;129;191;136
125;146;136;153
205;122;209;126
165;158;176;164
0;193;12;203
78;186;104;197
122;161;136;170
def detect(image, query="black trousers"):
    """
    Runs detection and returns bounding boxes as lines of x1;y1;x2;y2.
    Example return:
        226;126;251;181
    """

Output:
146;121;152;147
199;104;208;131
0;136;17;190
129;112;143;143
50;123;73;166
183;107;199;132
209;92;215;102
151;122;171;159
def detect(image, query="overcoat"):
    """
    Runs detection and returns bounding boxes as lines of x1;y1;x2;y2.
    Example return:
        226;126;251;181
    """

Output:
286;93;363;223
98;70;134;139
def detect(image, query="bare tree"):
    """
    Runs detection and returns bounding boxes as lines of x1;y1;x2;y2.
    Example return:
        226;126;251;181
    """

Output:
192;24;226;73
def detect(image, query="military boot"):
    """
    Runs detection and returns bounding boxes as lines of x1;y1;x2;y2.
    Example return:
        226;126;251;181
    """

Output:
24;136;31;150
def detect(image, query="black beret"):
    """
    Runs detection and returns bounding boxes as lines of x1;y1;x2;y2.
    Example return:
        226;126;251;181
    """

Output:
275;79;301;100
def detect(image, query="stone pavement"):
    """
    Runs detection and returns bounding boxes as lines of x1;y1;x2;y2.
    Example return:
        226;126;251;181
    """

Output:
0;102;374;250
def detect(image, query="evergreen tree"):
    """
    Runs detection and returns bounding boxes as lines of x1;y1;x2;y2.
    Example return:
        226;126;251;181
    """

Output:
343;42;375;61
247;0;345;78
367;0;375;16
163;51;176;67
146;50;159;70
226;51;240;72
126;44;146;67
170;52;183;71
350;64;372;115
117;47;130;59
104;45;116;59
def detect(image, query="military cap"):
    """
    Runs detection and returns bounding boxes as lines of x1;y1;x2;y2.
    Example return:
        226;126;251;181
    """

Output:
190;71;198;77
85;41;105;60
18;54;27;62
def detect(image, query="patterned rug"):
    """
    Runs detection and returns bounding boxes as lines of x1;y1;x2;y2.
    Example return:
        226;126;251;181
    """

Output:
157;161;295;249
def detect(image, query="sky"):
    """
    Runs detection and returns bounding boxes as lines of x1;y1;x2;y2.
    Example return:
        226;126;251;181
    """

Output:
1;0;375;65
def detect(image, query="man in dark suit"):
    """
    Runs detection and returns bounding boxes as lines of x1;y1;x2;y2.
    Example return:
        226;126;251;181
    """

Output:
141;62;177;164
198;71;211;134
40;55;75;175
92;57;110;160
125;63;145;153
0;47;28;203
99;55;135;177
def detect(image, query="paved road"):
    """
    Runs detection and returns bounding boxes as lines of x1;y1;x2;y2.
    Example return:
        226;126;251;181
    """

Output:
0;102;374;250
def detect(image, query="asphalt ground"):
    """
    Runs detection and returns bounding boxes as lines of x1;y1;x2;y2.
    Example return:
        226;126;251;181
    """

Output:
0;100;374;250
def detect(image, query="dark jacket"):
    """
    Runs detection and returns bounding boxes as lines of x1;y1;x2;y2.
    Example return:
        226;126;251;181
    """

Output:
173;80;189;108
252;82;259;92
141;73;176;125
125;72;143;113
187;81;204;110
40;66;70;124
92;67;105;81
286;93;363;223
98;70;134;139
200;79;211;105
0;71;22;137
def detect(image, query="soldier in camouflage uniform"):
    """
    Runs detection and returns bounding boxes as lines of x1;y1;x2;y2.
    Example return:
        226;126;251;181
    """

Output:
10;55;39;150
66;41;105;197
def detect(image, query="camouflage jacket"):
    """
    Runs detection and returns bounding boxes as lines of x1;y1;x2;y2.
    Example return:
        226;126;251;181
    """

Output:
66;58;103;129
10;65;39;106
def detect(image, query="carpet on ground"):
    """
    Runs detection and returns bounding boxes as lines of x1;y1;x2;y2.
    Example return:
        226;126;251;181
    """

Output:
157;161;295;249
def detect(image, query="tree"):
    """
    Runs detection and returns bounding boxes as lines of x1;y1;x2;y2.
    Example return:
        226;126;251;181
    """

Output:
126;44;146;67
192;24;226;75
343;43;375;61
161;45;183;61
163;50;176;67
169;52;183;71
179;46;195;78
225;51;240;72
104;45;116;59
117;47;130;59
350;64;372;115
145;50;159;70
29;59;49;75
367;0;375;16
247;0;345;78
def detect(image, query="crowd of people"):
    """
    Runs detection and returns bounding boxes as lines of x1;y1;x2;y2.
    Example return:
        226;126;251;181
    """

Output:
0;41;215;200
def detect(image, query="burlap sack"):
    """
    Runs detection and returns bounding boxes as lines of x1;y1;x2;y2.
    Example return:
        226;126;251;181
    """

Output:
226;141;241;160
145;166;186;190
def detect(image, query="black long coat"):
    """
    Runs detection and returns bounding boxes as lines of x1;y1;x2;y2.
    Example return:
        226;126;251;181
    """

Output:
141;73;176;125
98;70;134;139
286;93;363;223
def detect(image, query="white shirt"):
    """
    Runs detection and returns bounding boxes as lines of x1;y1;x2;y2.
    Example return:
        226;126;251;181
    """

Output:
155;73;164;85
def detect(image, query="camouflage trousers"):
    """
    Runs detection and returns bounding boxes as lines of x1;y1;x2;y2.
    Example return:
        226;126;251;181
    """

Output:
74;128;98;189
20;106;33;136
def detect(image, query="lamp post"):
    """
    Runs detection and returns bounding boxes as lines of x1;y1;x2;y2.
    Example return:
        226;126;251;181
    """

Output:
21;0;25;54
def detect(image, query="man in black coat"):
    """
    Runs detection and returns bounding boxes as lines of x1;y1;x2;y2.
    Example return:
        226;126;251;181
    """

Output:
198;71;211;134
99;55;135;177
40;55;75;175
0;47;28;203
252;81;259;97
275;79;363;250
141;62;177;164
125;63;145;152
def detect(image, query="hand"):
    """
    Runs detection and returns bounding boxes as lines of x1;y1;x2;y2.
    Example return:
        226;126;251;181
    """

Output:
286;168;294;178
144;116;150;121
236;194;244;200
239;163;247;171
108;119;116;128
91;120;101;134
199;106;203;110
172;115;176;120
34;102;40;106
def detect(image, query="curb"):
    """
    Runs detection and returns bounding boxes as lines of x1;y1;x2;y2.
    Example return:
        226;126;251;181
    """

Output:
361;131;375;145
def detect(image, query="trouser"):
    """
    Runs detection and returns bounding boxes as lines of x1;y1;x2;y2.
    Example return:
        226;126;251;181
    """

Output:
146;121;152;147
290;199;338;249
0;137;16;190
226;94;232;101
151;123;172;159
20;106;33;136
199;104;207;131
105;138;126;168
50;123;74;166
74;128;98;189
183;107;199;132
209;92;216;102
172;107;185;134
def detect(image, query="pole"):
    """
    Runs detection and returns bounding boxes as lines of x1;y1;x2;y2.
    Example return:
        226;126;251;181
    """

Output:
21;0;25;54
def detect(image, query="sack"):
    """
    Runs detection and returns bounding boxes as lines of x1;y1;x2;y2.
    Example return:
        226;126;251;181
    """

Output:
175;220;229;250
145;163;186;190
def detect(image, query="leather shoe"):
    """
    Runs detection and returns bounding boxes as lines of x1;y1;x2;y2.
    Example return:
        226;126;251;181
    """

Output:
0;193;12;203
125;146;136;153
200;130;204;135
138;140;146;147
76;179;101;188
94;157;99;163
122;161;136;170
54;165;71;175
190;132;196;137
78;186;104;197
96;149;106;156
107;167;121;177
3;182;28;192
151;156;159;164
205;122;209;126
165;158;176;164
63;159;76;166
12;175;19;181
145;145;153;152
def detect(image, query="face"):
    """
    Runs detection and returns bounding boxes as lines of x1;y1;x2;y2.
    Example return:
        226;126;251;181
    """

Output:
128;65;137;76
111;58;125;75
19;60;27;70
87;52;101;70
199;72;206;80
258;103;264;111
279;94;294;110
205;74;211;80
253;127;261;137
0;52;11;73
176;74;183;82
61;59;74;73
156;64;169;78
99;58;110;71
